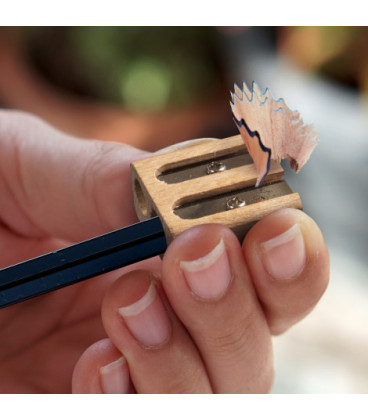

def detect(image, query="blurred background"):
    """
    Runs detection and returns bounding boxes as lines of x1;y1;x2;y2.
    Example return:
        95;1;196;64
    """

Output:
0;26;367;393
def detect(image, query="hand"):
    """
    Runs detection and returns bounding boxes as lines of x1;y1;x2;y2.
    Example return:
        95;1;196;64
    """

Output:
0;111;329;393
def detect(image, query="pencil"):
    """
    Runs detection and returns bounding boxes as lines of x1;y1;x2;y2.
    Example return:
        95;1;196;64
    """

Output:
0;217;167;308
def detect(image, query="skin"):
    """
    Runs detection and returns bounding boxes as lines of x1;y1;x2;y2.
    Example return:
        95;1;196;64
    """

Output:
0;111;329;393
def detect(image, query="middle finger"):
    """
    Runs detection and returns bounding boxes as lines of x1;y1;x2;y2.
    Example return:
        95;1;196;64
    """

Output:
101;270;212;393
162;224;274;393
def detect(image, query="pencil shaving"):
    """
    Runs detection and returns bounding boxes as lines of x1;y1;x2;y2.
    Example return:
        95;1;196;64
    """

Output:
230;81;318;186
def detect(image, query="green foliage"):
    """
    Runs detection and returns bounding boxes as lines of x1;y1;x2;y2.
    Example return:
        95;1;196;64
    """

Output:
24;27;220;111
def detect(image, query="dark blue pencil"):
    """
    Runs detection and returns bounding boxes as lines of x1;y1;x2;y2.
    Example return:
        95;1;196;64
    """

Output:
0;217;167;308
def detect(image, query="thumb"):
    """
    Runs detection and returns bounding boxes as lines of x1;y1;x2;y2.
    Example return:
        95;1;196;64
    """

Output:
0;111;149;242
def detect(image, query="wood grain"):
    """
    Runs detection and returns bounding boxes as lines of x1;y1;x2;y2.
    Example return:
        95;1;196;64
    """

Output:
131;135;303;242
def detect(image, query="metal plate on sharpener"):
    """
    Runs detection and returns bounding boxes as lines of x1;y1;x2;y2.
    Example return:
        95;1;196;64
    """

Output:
157;148;252;184
174;181;293;219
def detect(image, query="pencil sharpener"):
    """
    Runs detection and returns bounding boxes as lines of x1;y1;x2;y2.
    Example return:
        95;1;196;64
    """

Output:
131;135;302;243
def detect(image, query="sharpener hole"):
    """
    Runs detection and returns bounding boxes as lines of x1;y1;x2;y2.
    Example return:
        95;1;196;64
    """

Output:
134;179;149;217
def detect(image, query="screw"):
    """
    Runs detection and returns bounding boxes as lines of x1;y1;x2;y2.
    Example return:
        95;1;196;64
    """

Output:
226;196;246;210
206;161;226;174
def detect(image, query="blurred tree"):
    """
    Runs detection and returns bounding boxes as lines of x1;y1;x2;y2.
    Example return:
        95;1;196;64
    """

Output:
278;27;368;95
22;27;223;112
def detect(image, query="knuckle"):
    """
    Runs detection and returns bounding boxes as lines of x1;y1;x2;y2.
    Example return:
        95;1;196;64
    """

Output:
166;367;208;394
80;141;115;192
206;316;253;360
240;336;274;393
203;313;275;393
79;141;120;230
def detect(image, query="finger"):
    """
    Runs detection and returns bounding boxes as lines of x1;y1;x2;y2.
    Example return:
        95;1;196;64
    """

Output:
101;270;212;393
243;208;330;335
72;338;131;394
0;110;148;241
161;224;274;393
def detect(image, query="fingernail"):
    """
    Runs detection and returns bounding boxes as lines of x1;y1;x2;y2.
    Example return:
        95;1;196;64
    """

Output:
180;238;231;300
118;282;171;348
100;357;129;394
260;224;306;280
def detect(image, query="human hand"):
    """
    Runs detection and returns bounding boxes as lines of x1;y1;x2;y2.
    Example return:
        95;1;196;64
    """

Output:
0;111;329;393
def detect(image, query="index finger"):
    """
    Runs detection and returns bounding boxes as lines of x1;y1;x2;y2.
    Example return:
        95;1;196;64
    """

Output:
0;110;148;242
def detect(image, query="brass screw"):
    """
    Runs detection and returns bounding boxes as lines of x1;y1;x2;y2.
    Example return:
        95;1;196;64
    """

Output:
226;196;246;210
206;161;226;174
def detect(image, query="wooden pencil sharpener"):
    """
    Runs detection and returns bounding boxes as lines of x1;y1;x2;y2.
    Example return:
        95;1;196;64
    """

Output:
131;135;303;244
